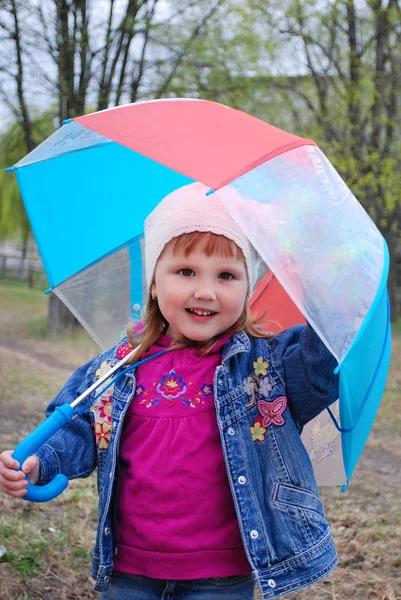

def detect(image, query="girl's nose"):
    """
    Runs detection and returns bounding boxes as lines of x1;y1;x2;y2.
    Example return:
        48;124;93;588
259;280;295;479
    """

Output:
194;288;217;301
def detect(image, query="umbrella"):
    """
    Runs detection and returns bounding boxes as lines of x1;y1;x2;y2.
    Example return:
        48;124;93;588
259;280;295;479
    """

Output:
7;99;391;501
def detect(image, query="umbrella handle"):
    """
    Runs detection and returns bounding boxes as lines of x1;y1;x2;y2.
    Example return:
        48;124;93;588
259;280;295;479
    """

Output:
12;404;75;503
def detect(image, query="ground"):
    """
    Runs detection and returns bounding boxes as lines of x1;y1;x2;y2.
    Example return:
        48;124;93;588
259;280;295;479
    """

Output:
0;285;400;600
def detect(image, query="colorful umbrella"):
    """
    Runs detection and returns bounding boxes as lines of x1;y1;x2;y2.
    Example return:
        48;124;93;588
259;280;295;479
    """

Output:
7;99;391;500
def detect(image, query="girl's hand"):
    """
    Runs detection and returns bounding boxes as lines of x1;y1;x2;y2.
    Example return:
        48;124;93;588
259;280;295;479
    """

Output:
0;450;40;497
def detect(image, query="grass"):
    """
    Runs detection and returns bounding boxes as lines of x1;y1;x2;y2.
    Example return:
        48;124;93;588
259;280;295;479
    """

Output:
0;283;400;600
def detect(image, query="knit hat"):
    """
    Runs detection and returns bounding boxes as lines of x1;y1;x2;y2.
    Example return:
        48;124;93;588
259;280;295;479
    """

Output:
144;182;261;294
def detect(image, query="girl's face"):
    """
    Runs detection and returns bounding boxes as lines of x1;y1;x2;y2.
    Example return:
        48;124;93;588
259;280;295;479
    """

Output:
152;241;248;342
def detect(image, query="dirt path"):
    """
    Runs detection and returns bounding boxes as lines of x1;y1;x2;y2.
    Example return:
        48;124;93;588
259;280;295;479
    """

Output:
0;337;82;373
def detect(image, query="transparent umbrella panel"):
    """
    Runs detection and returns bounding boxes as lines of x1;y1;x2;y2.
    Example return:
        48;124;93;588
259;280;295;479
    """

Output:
53;235;146;350
218;144;384;365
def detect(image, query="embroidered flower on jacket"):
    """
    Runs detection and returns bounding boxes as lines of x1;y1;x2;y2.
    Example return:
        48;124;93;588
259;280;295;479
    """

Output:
95;421;112;449
95;360;111;379
258;377;273;398
92;361;115;430
116;341;134;359
135;385;145;397
200;383;214;396
251;420;267;442
257;396;287;428
254;357;269;377
243;376;255;395
156;370;187;399
97;400;112;421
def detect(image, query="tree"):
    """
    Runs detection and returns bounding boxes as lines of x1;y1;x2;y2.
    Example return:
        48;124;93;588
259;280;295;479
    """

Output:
245;0;401;318
0;1;56;279
0;0;232;332
0;115;55;246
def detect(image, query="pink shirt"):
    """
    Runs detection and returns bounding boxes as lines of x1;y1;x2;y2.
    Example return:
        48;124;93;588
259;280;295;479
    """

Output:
114;334;251;579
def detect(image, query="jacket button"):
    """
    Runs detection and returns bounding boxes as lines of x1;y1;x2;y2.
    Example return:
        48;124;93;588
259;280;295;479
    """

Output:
250;530;259;539
112;421;116;431
103;576;110;583
104;527;111;536
228;427;235;436
268;579;276;588
238;476;246;484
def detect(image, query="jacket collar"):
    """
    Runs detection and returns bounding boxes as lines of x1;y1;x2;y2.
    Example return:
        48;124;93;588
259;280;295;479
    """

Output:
114;331;251;367
222;331;250;363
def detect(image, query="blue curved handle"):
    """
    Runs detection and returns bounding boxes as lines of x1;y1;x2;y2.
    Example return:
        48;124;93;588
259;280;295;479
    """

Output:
12;404;75;503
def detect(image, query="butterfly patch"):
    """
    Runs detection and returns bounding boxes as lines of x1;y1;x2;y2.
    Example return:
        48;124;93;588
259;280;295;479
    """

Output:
250;396;287;442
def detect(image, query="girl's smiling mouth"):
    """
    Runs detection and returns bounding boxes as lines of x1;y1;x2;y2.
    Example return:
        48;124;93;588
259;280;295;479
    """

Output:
186;308;218;317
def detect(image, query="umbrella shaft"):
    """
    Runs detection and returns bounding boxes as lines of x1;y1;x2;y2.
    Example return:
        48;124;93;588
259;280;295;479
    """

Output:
70;347;139;409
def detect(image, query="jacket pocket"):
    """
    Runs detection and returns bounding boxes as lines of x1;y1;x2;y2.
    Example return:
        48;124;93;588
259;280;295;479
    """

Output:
272;483;325;519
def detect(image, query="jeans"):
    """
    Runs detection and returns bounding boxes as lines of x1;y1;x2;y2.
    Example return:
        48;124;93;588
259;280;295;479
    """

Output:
99;572;255;600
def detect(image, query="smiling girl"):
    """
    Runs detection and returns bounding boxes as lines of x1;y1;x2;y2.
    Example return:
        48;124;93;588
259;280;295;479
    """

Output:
0;182;339;600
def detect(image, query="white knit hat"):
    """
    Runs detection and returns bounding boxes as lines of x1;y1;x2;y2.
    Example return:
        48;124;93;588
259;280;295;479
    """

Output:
144;182;261;294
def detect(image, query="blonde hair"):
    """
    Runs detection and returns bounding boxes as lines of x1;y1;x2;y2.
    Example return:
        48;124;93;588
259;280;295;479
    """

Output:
127;232;273;362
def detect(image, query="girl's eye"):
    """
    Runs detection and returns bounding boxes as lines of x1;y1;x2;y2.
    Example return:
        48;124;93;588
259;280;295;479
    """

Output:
179;268;194;277
219;272;234;280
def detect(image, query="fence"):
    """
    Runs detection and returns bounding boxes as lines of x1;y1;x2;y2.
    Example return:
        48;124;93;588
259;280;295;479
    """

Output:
0;253;48;289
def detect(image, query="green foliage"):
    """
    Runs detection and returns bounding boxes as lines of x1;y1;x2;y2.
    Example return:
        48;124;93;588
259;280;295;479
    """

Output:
0;111;56;244
0;538;47;576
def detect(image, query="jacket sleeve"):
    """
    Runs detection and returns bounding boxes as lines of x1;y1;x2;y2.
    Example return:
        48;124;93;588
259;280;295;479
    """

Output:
269;324;339;430
34;352;105;485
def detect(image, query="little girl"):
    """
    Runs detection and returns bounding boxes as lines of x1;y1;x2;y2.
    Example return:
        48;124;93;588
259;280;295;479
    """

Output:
0;182;339;600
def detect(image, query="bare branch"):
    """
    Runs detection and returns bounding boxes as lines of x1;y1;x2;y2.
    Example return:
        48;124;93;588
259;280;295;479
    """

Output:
155;0;224;99
97;0;142;110
129;0;160;103
10;0;34;151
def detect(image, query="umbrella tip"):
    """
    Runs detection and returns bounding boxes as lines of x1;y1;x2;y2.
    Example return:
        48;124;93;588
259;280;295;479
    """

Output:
44;288;52;295
206;188;214;196
63;118;73;124
4;166;14;173
341;482;349;493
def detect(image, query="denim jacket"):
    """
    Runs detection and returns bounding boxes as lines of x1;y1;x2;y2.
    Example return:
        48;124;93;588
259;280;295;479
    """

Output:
35;325;339;599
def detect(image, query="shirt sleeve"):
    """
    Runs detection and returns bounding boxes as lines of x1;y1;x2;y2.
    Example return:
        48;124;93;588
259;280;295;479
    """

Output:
269;324;339;430
34;352;105;485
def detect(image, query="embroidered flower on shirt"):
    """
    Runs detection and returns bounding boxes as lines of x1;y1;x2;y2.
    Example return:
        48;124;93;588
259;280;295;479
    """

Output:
140;397;160;408
135;385;145;397
95;421;112;449
182;395;203;408
254;357;269;377
257;396;287;428
258;377;273;398
156;370;187;399
251;419;267;442
200;383;214;396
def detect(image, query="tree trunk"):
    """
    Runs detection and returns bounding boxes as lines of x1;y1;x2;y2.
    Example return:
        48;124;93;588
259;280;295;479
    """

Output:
383;230;399;322
48;294;81;334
